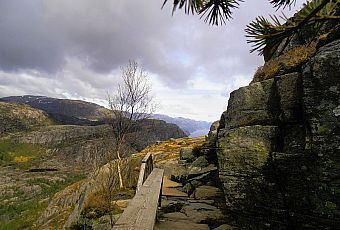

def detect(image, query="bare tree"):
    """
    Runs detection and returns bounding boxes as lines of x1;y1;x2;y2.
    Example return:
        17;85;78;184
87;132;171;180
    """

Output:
107;60;156;188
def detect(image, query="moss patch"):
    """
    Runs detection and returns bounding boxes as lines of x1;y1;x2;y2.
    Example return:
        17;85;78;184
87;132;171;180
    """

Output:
251;142;268;155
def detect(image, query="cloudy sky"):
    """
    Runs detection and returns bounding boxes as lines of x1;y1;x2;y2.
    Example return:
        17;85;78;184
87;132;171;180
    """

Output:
0;0;304;121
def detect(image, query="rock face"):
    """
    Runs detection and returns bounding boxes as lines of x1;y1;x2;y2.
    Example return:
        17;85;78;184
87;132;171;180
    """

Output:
215;39;340;229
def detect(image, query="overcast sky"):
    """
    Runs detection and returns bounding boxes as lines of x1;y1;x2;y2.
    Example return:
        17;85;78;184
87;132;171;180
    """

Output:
0;0;305;121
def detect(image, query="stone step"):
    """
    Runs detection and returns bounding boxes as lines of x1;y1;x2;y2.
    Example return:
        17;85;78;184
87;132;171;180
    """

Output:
162;187;188;197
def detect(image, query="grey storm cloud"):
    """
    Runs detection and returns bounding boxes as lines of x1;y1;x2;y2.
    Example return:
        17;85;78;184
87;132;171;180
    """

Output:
0;0;305;120
0;0;304;85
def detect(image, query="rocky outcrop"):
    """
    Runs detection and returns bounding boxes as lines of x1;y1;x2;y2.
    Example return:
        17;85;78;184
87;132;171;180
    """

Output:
215;39;340;229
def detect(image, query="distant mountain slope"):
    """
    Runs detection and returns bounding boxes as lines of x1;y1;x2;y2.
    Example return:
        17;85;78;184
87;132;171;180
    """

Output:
151;114;211;137
0;95;109;125
0;95;211;136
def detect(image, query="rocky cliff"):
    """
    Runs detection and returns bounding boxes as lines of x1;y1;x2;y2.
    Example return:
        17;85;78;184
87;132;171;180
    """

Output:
213;34;340;228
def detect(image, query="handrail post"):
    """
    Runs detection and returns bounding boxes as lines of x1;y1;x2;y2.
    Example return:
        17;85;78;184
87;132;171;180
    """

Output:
158;177;163;207
136;153;153;191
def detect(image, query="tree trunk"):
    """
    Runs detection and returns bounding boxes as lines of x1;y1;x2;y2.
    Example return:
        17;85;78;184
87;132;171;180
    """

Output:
116;142;124;188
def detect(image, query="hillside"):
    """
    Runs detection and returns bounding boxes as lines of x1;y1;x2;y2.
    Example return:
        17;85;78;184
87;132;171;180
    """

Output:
0;95;109;126
0;102;54;134
0;102;187;166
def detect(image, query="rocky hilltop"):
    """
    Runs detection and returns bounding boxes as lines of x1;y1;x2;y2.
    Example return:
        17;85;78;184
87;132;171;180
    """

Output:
0;102;54;134
2;5;340;230
210;26;340;229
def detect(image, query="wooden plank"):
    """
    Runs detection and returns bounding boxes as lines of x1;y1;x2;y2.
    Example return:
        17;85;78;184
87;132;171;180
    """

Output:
112;168;164;230
136;163;146;191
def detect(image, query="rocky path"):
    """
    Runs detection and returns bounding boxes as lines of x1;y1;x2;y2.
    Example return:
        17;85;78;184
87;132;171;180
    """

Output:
151;140;229;230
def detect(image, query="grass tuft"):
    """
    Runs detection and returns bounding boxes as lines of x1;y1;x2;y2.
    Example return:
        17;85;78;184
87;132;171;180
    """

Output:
252;43;316;83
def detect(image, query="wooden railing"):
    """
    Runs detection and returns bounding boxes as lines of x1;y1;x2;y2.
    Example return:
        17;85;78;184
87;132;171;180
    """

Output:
112;153;164;230
136;153;153;191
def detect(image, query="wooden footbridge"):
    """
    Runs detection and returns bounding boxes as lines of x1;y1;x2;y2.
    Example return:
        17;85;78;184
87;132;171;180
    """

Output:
112;153;164;230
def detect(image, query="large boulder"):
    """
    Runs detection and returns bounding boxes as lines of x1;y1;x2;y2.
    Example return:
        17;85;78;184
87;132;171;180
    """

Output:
217;126;278;177
301;39;340;222
303;39;340;151
191;156;209;168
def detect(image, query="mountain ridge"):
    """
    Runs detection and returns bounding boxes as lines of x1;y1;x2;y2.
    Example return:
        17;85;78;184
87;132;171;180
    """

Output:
0;95;211;136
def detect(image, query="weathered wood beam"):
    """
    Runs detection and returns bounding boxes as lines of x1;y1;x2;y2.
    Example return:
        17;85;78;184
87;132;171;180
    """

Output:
112;168;164;230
